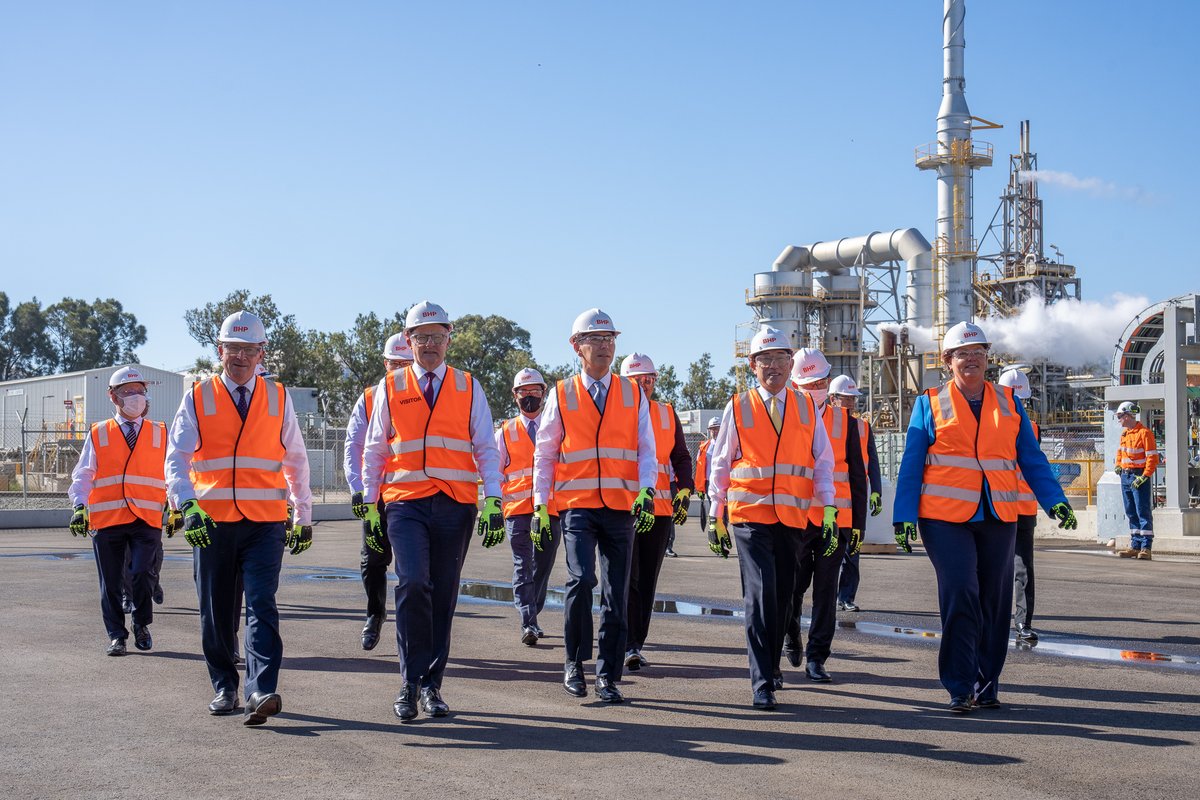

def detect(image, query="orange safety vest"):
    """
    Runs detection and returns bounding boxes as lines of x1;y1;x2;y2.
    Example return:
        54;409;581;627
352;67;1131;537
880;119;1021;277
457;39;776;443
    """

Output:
1016;420;1041;516
728;389;818;528
380;366;479;505
858;417;870;477
649;400;677;515
695;438;712;495
190;376;290;523
553;374;642;511
808;404;853;528
919;382;1023;523
87;418;167;529
363;384;376;424
1117;423;1159;475
500;416;557;517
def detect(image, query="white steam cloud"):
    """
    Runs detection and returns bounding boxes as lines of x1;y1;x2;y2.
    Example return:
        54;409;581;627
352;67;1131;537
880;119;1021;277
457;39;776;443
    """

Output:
877;322;936;354
1017;169;1154;204
983;293;1150;368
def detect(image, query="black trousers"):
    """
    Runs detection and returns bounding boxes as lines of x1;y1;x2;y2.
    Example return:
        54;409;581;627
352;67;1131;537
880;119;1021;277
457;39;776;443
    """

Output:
783;523;847;664
731;521;798;694
361;499;393;618
1014;514;1037;628
122;538;163;600
92;521;161;640
626;514;673;651
561;507;634;681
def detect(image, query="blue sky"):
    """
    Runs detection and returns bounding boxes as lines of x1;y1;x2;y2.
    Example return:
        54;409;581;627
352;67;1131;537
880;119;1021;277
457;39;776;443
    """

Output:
2;1;1196;379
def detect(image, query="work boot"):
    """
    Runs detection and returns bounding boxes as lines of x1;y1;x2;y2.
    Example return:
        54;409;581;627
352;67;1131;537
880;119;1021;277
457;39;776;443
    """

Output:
1136;550;1153;560
1117;548;1138;558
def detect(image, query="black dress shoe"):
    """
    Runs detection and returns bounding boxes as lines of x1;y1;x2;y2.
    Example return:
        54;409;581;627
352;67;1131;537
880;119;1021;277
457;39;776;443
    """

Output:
106;638;127;657
361;614;383;651
664;548;677;558
393;683;419;720
419;687;449;717
595;676;624;703
563;662;587;698
636;652;649;667
531;624;545;639
752;688;777;710
973;694;1001;709
783;635;803;668
133;624;152;651
121;595;134;615
244;691;282;726
805;660;832;683
233;642;244;664
623;649;641;671
772;669;784;690
208;690;240;715
521;627;538;647
152;585;164;605
949;695;974;714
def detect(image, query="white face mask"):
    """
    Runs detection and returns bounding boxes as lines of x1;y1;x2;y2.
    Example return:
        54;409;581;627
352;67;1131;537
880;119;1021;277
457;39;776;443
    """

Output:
804;387;828;406
119;394;147;417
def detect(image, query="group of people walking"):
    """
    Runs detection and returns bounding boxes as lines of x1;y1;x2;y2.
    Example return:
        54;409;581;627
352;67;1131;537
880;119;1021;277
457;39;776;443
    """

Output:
69;305;1088;726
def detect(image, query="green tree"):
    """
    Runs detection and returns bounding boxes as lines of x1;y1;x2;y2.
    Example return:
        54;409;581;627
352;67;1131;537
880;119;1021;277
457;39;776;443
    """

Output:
0;293;52;380
681;352;737;409
183;290;309;387
654;364;682;406
43;297;147;373
447;314;537;418
320;311;408;417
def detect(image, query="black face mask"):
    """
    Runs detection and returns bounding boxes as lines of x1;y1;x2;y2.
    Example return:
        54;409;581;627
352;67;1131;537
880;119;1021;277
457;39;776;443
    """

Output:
518;395;543;414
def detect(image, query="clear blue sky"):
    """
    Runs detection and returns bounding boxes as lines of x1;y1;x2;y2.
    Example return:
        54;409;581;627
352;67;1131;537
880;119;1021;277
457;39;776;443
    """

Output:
3;1;1196;378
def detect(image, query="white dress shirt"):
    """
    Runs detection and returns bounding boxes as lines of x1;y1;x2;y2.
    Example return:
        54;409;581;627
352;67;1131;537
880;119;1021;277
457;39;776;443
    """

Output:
68;413;147;507
361;362;503;502
165;374;313;525
532;371;658;507
707;386;834;518
343;390;370;494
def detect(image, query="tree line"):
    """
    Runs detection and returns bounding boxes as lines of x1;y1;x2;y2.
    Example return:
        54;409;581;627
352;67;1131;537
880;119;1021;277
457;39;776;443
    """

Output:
0;293;146;380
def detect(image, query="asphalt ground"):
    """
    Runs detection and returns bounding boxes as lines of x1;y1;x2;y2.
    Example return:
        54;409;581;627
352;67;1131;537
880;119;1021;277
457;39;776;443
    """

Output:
2;521;1197;800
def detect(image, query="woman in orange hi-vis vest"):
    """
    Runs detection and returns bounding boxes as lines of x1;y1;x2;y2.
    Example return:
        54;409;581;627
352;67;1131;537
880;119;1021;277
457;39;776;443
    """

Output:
893;322;1075;715
68;366;167;657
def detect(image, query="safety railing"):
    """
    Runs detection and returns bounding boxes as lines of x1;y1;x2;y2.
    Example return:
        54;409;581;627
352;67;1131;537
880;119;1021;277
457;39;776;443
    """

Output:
1048;458;1104;506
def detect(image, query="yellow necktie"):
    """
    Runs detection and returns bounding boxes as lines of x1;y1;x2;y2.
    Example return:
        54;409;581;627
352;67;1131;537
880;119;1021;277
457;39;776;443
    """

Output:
769;396;782;434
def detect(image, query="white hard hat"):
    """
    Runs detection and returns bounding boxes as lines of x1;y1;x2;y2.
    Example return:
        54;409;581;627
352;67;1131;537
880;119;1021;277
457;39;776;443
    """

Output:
707;416;721;430
254;364;269;377
382;333;413;361
998;367;1031;399
512;367;546;389
829;375;862;397
570;308;620;343
942;320;990;352
218;310;267;344
620;352;657;377
749;326;789;356
791;348;832;385
108;365;147;388
1116;401;1140;417
405;300;454;332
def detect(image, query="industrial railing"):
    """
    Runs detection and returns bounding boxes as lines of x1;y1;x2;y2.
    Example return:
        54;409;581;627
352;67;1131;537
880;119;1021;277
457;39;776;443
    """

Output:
1048;458;1104;506
745;286;816;301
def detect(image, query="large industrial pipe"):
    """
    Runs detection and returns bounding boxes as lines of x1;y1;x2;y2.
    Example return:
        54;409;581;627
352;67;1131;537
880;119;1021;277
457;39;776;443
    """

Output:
937;0;976;327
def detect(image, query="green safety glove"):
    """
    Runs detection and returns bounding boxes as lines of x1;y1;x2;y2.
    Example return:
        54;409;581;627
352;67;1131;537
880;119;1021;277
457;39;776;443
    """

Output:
707;517;732;558
531;504;552;552
671;488;691;526
894;521;917;553
163;507;183;539
477;496;505;548
1051;502;1078;530
821;505;839;557
181;499;216;548
849;528;863;556
363;504;385;553
351;491;369;520
69;504;89;537
869;492;882;516
1131;475;1148;490
631;487;656;534
287;524;313;555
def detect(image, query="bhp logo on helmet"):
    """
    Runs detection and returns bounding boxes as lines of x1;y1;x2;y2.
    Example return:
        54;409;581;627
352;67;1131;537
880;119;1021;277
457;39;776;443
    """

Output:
762;337;776;345
422;311;438;318
233;325;249;332
596;319;609;326
802;364;817;373
963;331;979;339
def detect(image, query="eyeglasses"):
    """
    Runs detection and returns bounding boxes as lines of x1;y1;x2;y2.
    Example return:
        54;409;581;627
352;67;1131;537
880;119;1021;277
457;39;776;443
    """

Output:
577;334;615;346
951;347;988;360
223;345;263;357
410;333;448;346
514;387;544;397
754;354;793;367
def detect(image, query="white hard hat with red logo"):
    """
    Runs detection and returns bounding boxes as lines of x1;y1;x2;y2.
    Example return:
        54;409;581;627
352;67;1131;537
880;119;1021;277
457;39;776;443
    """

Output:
998;367;1031;399
382;333;414;361
829;374;862;397
707;416;721;430
218;310;267;344
570;308;620;343
620;352;657;377
791;348;832;385
108;365;147;388
941;320;990;353
749;326;789;356
405;301;454;332
512;367;546;389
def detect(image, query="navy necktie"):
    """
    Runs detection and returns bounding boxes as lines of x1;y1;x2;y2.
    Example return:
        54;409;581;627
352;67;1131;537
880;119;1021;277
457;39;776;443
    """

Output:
589;380;606;412
527;419;539;443
423;373;436;408
122;421;137;450
236;386;249;421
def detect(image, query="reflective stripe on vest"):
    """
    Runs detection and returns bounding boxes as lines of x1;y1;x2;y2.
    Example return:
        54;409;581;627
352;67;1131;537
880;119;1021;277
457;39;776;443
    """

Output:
728;389;817;527
809;404;852;528
554;374;641;511
501;416;555;517
1017;421;1041;516
649;400;676;515
87;418;167;529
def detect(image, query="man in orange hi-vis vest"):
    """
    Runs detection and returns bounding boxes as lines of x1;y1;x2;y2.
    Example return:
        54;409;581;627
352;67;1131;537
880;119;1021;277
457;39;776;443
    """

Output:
1114;401;1159;560
693;415;722;536
532;308;658;705
361;301;504;722
69;366;167;657
166;310;313;726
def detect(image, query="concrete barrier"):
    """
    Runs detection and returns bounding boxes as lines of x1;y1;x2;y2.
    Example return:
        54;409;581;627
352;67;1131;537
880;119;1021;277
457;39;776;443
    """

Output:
0;504;357;530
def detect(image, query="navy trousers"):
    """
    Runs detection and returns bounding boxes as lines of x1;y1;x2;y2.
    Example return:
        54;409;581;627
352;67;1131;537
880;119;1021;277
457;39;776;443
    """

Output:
836;552;861;606
784;523;846;664
1013;514;1037;628
561;507;634;681
627;514;674;651
386;493;474;689
122;537;163;602
194;519;285;699
1120;471;1154;548
92;521;161;640
920;516;1016;700
506;512;562;630
361;499;393;618
732;521;798;694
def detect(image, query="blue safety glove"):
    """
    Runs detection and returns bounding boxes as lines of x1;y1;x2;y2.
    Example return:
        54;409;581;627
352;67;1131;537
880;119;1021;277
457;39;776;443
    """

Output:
162;507;183;538
869;492;882;516
849;528;863;556
181;499;216;548
821;506;839;557
287;524;313;555
894;521;917;553
351;491;369;520
477;496;504;548
531;504;552;552
631;487;656;534
69;504;89;537
363;504;385;553
671;488;691;526
707;517;731;558
1052;502;1078;530
1131;475;1148;490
